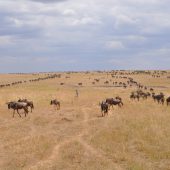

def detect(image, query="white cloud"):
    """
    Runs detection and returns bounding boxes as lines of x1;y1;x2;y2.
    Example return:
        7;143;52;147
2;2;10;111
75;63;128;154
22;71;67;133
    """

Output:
71;16;102;26
106;40;125;50
0;0;170;72
63;9;76;16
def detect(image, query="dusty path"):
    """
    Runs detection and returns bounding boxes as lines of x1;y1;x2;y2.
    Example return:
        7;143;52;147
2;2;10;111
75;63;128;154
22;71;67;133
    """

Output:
25;106;124;170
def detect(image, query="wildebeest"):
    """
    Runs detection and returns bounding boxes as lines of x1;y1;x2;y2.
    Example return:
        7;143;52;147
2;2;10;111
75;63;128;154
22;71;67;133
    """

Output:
152;93;164;105
7;101;29;117
166;96;170;106
130;90;151;101
130;93;140;101
100;101;109;117
50;99;60;110
106;98;123;108
18;99;34;112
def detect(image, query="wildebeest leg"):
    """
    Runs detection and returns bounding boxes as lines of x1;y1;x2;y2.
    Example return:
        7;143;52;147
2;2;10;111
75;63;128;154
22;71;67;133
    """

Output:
158;99;160;104
24;109;27;117
101;110;104;117
17;109;21;117
13;109;15;118
24;108;28;117
161;99;164;105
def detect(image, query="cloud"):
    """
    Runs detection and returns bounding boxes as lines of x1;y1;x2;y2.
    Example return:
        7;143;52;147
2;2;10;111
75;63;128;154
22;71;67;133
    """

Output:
29;0;67;3
0;36;13;46
106;40;125;50
0;0;170;72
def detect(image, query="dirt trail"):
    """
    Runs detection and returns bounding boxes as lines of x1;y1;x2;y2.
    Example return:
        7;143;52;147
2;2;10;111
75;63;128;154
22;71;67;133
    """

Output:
27;106;124;170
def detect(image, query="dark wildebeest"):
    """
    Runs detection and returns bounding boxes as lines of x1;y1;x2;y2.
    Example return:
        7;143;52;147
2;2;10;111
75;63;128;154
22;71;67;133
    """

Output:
50;99;60;110
7;102;29;117
100;101;109;117
152;93;164;105
18;99;34;112
130;93;140;101
106;98;123;108
140;92;150;100
166;97;170;106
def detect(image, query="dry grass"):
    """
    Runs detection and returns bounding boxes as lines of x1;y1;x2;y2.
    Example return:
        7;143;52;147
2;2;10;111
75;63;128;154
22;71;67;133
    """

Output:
0;71;170;170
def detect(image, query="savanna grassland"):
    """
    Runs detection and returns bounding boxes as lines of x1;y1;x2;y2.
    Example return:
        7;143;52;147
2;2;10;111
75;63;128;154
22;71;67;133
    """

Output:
0;71;170;170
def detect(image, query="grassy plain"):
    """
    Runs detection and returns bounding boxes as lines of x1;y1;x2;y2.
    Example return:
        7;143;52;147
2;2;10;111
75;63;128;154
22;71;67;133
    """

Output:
0;71;170;170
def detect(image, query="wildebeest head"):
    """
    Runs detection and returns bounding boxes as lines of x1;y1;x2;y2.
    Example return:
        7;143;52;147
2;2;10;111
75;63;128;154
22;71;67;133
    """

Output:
115;96;122;101
6;102;15;109
7;103;11;109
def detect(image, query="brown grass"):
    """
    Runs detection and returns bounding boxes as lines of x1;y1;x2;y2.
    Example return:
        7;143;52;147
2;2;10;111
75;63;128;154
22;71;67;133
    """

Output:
0;71;170;170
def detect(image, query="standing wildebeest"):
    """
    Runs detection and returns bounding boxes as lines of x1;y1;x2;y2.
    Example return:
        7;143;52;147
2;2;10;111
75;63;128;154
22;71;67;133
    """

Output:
130;93;140;101
50;99;60;110
152;93;164;105
18;99;34;112
166;96;170;106
7;102;29;117
100;101;109;117
106;98;123;108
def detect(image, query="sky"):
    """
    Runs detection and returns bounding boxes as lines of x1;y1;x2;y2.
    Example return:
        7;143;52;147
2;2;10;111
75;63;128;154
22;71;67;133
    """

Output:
0;0;170;73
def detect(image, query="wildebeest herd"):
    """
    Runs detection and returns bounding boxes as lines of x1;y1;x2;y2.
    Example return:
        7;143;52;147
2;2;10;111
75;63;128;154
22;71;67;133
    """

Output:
4;70;170;118
129;89;170;106
0;74;61;89
6;98;61;117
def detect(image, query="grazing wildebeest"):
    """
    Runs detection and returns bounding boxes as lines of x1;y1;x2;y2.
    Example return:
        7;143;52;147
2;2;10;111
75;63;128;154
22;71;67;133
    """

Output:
100;101;109;117
50;99;60;110
166;96;170;106
18;99;34;112
152;93;164;105
106;98;123;108
7;102;29;117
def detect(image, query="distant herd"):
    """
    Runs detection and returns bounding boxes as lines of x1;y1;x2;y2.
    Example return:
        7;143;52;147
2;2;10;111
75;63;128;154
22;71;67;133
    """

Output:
0;74;61;88
3;70;170;117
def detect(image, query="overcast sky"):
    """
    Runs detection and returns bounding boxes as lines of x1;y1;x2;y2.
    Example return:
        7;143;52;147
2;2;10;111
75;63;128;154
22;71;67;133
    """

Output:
0;0;170;73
